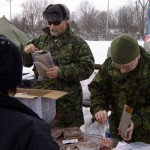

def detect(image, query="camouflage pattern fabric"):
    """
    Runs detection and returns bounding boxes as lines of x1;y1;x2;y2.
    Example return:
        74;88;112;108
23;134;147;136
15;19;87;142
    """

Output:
89;46;150;143
22;26;95;128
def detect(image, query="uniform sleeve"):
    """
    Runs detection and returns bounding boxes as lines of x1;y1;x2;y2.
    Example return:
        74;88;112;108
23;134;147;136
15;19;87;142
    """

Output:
58;39;95;82
21;36;42;68
132;83;150;129
20;42;33;68
89;59;111;117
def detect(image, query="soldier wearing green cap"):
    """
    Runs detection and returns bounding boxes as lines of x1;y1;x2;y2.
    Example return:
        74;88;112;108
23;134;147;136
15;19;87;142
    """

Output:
89;34;150;143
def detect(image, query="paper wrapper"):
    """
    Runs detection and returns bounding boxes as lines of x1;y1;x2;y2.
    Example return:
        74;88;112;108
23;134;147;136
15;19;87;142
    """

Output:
118;104;133;137
32;50;54;77
63;127;82;139
50;127;64;139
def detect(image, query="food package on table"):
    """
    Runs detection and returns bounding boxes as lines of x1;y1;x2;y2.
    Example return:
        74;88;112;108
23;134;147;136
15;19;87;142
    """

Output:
63;127;82;139
50;127;64;139
77;139;100;150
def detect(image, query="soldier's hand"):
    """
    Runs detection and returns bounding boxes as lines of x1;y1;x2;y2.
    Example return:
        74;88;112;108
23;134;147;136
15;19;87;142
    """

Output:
119;120;134;141
24;44;38;54
95;110;108;124
46;66;60;78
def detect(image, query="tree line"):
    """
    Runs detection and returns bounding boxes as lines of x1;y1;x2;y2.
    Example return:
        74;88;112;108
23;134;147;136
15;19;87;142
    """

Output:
11;0;149;41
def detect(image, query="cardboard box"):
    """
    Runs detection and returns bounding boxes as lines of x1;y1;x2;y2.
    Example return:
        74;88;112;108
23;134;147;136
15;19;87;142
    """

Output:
15;88;67;124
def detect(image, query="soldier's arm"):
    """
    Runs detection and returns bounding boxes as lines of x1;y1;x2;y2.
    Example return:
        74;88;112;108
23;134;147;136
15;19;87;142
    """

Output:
21;36;42;67
131;83;150;130
89;60;111;117
21;43;33;68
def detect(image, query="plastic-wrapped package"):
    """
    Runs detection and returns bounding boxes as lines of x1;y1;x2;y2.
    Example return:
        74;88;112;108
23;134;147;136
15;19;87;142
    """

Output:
77;140;100;150
113;142;150;150
63;127;82;139
32;50;54;79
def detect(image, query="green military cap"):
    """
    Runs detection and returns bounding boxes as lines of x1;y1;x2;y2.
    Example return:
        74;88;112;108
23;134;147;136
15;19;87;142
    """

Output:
111;34;140;64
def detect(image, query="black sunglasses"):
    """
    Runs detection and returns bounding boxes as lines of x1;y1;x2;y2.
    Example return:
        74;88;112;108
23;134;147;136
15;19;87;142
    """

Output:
48;21;62;26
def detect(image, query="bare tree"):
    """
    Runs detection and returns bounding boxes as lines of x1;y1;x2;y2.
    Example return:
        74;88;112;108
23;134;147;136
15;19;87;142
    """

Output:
96;11;107;39
75;1;101;40
96;10;117;40
12;0;53;38
117;6;133;33
11;0;148;40
134;0;149;38
73;1;117;40
20;0;50;37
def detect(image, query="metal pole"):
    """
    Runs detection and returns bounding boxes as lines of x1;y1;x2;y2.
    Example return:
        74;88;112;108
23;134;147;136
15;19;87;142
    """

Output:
10;0;12;20
6;0;12;20
106;0;109;40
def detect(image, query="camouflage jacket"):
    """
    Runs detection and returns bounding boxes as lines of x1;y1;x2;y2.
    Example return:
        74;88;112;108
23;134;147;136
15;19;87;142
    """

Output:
22;26;95;128
22;26;94;82
89;46;150;143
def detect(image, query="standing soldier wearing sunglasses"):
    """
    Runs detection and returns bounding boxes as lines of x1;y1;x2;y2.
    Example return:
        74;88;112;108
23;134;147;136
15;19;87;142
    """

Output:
22;4;95;128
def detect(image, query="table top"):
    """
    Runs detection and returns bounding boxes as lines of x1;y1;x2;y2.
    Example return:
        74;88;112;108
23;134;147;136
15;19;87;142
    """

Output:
56;134;118;150
51;127;119;150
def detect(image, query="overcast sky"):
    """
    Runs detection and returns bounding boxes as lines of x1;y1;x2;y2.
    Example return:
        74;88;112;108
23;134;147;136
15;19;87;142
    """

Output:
0;0;135;20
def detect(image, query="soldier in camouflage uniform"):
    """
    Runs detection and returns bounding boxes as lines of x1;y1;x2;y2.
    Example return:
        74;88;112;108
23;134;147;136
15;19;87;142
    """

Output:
89;34;150;143
22;4;95;128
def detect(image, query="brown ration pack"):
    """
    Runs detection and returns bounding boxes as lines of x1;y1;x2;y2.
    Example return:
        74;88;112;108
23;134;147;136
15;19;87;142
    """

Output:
118;104;133;137
63;127;82;139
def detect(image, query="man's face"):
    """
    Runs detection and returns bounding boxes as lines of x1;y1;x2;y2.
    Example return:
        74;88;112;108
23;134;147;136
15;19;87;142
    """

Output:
47;20;68;36
144;35;150;42
113;54;140;74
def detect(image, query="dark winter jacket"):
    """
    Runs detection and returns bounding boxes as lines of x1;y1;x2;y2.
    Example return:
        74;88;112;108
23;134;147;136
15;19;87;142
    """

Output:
22;26;95;127
0;93;59;150
90;46;150;143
